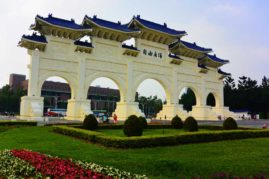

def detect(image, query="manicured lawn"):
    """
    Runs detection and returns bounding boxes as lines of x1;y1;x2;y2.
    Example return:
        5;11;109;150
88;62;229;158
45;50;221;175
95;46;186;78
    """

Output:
0;126;269;178
0;126;8;133
97;128;210;137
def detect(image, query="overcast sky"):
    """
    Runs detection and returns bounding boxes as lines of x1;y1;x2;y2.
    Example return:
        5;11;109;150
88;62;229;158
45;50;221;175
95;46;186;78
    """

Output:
0;0;268;99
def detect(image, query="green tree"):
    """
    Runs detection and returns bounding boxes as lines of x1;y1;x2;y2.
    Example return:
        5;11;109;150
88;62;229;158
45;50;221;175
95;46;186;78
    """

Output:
224;76;236;109
136;93;163;117
261;76;269;88
0;85;26;113
179;88;196;112
206;93;216;107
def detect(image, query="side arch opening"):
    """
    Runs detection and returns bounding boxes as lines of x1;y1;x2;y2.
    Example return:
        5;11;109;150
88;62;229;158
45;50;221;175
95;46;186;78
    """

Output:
206;93;216;107
179;87;197;112
40;76;71;116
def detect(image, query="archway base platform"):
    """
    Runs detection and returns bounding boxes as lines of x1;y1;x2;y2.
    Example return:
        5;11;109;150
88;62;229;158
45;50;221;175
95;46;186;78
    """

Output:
20;97;235;121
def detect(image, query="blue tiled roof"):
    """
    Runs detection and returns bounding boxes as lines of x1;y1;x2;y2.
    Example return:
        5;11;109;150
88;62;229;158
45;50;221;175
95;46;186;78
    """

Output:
218;69;231;76
169;53;181;59
122;44;139;51
74;40;93;48
130;15;186;36
83;15;138;33
22;33;47;43
181;40;212;52
169;40;212;52
35;14;90;30
207;54;229;64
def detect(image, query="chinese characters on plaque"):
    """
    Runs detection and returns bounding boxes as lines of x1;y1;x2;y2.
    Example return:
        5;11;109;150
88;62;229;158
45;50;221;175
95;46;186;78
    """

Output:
143;49;162;59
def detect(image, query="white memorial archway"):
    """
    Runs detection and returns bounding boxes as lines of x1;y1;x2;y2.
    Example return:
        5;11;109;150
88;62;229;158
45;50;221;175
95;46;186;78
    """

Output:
19;14;235;121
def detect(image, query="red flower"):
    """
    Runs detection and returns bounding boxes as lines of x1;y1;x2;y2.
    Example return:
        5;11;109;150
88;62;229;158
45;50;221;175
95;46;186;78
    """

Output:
11;149;112;179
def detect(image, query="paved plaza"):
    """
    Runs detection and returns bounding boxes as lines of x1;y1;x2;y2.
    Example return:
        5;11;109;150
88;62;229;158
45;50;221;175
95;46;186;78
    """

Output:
198;120;269;129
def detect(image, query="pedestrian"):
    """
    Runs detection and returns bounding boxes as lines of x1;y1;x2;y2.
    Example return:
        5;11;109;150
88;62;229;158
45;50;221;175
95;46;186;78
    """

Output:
262;124;268;129
113;113;118;124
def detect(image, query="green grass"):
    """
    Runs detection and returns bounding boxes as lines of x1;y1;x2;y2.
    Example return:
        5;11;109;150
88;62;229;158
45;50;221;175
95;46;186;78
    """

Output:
97;128;210;137
0;126;269;178
0;126;8;133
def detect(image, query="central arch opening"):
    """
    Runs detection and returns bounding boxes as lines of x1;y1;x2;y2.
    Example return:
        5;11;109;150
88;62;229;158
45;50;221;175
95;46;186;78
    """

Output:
179;87;196;112
41;76;71;116
87;77;120;117
136;79;166;118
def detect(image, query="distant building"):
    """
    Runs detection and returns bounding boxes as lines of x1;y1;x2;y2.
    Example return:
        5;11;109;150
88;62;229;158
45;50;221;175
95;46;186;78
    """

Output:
9;74;120;115
9;74;26;91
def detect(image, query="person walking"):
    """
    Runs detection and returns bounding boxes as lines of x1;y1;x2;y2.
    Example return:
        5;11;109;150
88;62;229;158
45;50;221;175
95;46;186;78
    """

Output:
113;113;118;124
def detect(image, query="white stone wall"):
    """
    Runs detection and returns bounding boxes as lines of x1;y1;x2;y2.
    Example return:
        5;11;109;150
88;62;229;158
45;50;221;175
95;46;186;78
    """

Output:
20;35;234;121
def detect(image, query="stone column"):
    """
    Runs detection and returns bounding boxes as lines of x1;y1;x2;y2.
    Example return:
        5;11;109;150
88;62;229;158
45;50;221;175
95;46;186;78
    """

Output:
156;68;189;120
191;76;214;120
114;61;143;120
20;50;44;121
212;81;236;120
66;58;92;121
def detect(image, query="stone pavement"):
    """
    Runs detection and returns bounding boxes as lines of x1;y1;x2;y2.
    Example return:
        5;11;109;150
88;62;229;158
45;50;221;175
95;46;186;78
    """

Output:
198;119;269;129
151;119;269;129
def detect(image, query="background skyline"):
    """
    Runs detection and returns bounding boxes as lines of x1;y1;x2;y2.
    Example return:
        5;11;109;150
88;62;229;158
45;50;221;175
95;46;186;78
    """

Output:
0;0;268;100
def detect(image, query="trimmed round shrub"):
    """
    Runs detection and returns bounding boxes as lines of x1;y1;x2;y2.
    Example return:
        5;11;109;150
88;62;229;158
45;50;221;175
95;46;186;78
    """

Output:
138;116;148;129
171;115;183;129
123;115;143;137
83;114;98;130
184;116;198;132
223;117;238;130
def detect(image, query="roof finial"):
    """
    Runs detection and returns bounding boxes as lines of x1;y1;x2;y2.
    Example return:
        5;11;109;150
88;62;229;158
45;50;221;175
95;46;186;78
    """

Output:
48;13;53;17
194;42;196;45
137;15;140;19
164;23;167;27
118;21;121;25
71;18;75;22
93;15;97;19
214;54;216;57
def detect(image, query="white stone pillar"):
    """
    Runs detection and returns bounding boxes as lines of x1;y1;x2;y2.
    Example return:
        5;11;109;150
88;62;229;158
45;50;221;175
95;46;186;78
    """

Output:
212;80;236;120
192;76;214;120
114;60;143;120
218;81;224;107
20;50;44;121
77;58;86;100
157;67;190;120
66;58;92;121
28;50;40;97
126;61;134;102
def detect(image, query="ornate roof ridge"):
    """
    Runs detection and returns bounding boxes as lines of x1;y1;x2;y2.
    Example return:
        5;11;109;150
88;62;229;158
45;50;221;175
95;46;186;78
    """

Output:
207;54;229;64
34;14;90;30
129;15;187;36
83;15;139;33
181;40;212;52
21;33;47;43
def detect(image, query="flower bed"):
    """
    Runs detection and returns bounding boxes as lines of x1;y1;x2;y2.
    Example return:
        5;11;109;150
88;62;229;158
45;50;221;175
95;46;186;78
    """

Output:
0;149;147;178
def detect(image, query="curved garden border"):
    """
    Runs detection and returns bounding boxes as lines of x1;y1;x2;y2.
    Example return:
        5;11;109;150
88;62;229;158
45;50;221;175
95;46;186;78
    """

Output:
53;125;269;148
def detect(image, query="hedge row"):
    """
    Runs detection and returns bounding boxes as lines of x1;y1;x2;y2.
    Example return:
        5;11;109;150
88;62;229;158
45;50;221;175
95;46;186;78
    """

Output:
76;124;173;130
0;121;37;126
77;124;252;130
53;126;269;148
